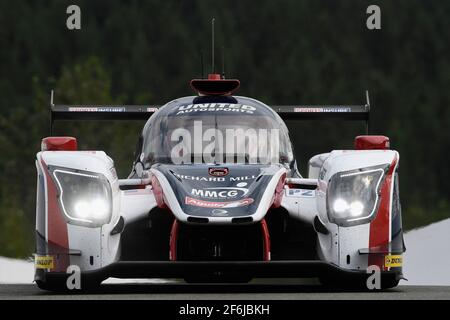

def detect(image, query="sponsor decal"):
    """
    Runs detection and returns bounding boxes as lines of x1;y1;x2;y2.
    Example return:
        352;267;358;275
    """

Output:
208;167;229;177
98;107;126;112
69;107;98;112
230;176;257;182
147;107;159;112
175;103;256;115
68;106;126;112
294;107;352;113
123;189;151;195
185;196;254;208
211;209;229;216
173;173;256;182
176;174;226;182
35;255;54;269
285;189;316;197
384;255;402;268
191;186;249;199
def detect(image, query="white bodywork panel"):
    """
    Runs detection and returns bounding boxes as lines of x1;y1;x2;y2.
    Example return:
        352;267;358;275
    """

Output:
338;224;370;270
282;187;316;223
317;150;398;270
308;153;330;179
36;151;157;270
282;149;398;270
67;225;102;270
36;147;399;273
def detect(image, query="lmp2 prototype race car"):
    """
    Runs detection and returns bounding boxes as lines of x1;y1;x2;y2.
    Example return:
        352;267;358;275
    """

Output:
34;73;405;291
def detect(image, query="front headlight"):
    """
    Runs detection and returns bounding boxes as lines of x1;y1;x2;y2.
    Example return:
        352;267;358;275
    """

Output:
326;165;388;227
52;168;112;227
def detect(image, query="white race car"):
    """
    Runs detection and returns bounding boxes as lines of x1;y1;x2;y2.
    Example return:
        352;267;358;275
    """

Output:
34;74;405;291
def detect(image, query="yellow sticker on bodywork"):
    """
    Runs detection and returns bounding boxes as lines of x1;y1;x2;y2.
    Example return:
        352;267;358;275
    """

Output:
35;255;54;269
385;255;402;268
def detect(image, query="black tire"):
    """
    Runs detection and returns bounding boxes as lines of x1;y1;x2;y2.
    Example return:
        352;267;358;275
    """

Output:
36;279;69;292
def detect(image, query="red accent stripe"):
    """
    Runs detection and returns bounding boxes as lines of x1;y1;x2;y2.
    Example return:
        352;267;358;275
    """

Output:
271;173;286;208
261;219;271;261
151;175;167;209
169;220;179;261
368;155;398;269
41;159;70;272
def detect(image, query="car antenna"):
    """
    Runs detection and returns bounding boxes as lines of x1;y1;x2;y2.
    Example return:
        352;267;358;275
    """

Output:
365;90;371;108
211;17;215;74
365;90;371;134
200;50;205;79
221;46;225;79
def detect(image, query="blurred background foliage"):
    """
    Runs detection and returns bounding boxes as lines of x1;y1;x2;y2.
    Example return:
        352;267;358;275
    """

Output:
0;0;449;257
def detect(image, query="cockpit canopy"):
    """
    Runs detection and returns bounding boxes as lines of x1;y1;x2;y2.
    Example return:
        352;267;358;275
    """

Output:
141;96;294;168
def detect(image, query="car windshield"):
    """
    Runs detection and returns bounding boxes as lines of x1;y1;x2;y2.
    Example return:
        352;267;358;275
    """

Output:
142;99;294;167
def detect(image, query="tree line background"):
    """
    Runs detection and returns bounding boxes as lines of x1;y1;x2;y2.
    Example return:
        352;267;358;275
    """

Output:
0;0;449;257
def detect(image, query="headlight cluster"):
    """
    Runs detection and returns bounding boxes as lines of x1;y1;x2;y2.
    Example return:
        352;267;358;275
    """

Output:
52;168;112;227
327;165;388;227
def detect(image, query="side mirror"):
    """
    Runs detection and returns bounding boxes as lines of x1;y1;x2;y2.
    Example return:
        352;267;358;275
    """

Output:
134;162;144;177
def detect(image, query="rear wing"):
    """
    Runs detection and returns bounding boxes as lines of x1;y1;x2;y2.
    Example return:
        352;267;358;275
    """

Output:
49;91;160;135
50;90;371;134
273;91;371;133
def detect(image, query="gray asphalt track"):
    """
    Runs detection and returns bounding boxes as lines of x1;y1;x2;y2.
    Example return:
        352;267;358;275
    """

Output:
1;283;449;300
